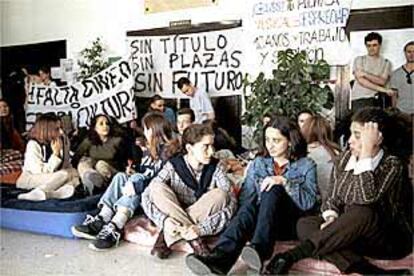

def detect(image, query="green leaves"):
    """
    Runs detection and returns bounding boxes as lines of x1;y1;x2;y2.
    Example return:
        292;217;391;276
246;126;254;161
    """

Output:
242;49;331;132
77;37;110;80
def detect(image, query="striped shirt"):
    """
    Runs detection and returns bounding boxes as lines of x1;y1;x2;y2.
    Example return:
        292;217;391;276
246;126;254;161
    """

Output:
322;150;412;236
141;156;237;236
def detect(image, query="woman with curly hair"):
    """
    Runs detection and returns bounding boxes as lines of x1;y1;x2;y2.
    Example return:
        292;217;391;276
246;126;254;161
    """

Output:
72;114;127;195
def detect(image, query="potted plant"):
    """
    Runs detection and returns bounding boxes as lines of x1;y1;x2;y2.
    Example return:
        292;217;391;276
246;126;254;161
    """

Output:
242;49;333;146
77;37;110;80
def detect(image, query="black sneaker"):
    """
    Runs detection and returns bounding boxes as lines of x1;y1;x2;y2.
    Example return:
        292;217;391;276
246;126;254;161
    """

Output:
88;223;121;251
71;215;105;240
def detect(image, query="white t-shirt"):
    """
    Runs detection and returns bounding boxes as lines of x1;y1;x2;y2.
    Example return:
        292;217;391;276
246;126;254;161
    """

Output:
190;87;214;123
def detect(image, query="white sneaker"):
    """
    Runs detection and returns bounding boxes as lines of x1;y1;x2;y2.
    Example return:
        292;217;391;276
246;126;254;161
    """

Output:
18;188;47;201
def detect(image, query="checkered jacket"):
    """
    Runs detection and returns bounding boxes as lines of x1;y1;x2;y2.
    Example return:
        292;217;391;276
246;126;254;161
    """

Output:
141;158;237;237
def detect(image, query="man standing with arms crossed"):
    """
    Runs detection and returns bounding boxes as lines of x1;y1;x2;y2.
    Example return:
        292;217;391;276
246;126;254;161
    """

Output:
351;32;395;112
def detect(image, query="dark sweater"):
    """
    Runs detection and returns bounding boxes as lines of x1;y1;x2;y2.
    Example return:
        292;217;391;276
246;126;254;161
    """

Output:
323;150;412;237
72;136;127;171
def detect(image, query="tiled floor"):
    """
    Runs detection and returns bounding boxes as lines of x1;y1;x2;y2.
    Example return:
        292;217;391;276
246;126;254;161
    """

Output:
0;229;193;276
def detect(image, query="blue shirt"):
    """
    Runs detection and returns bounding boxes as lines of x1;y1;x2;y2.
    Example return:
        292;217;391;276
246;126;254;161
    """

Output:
239;156;318;211
164;107;176;125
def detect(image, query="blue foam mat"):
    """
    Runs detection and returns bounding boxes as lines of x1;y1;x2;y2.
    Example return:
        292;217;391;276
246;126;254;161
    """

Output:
0;208;90;238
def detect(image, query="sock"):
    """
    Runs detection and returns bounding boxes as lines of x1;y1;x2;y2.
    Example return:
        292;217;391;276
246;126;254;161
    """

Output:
99;205;114;223
47;185;74;199
18;188;47;201
285;240;315;263
111;210;129;230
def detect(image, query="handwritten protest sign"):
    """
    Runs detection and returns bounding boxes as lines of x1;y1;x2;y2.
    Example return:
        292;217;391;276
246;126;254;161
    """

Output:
245;0;352;76
26;59;135;128
127;27;245;98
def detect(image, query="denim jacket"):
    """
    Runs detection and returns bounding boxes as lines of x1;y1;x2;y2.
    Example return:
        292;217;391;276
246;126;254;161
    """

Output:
239;156;318;211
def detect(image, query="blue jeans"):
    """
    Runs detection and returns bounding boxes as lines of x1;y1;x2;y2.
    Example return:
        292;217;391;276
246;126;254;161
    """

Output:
98;172;146;216
215;185;307;261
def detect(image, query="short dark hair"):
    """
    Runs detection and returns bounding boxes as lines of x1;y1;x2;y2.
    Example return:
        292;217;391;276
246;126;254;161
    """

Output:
177;108;195;122
38;66;51;75
404;41;414;52
351;107;390;147
261;116;307;161
177;77;191;89
364;32;382;45
182;124;214;147
150;94;163;104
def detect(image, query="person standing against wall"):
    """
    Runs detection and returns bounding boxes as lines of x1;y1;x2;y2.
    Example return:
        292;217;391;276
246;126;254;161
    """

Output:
177;77;215;124
351;32;394;112
390;41;414;115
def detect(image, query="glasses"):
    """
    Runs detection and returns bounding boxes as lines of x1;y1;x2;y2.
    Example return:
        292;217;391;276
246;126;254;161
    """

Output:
407;73;412;84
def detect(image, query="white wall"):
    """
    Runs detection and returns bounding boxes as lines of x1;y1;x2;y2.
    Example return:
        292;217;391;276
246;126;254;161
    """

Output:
1;0;412;58
1;0;246;58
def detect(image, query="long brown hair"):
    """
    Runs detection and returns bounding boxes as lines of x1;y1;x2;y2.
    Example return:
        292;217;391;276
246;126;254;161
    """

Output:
29;113;61;144
0;99;14;149
259;116;308;161
142;112;180;160
301;115;340;160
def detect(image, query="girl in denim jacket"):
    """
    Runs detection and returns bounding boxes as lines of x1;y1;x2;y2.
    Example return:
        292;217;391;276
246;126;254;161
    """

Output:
186;116;318;275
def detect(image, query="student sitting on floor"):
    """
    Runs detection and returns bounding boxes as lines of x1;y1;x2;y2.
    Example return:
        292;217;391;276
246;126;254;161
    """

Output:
186;116;318;275
71;112;180;251
16;113;79;201
0;99;25;153
176;108;195;136
148;94;176;125
263;107;413;275
141;124;237;259
0;99;25;182
72;114;128;195
301;114;340;202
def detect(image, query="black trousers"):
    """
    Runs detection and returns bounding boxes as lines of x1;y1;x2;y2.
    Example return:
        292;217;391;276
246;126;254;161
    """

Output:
297;205;413;272
216;186;308;261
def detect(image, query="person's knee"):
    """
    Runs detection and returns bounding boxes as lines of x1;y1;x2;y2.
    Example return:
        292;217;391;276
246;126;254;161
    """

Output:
149;182;169;201
95;160;111;175
297;216;319;241
261;185;285;201
208;188;229;205
112;172;127;183
58;169;71;181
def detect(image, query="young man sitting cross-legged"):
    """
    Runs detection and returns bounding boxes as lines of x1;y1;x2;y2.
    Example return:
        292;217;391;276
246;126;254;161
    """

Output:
141;124;237;259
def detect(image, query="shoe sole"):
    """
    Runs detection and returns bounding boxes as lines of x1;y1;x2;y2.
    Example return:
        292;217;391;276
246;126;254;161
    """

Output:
185;255;214;275
88;242;113;252
241;246;262;272
71;226;97;240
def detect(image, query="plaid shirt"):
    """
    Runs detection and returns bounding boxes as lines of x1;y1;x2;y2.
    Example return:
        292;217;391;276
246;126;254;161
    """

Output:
141;157;237;237
0;149;23;175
